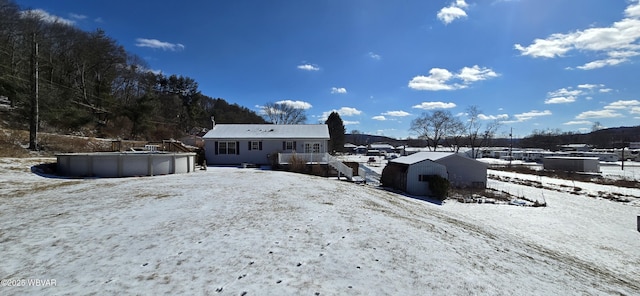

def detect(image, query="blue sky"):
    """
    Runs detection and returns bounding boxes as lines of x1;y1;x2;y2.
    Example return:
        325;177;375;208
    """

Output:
16;0;640;139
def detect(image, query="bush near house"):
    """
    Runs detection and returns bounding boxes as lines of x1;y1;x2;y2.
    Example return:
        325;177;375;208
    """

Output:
425;174;450;200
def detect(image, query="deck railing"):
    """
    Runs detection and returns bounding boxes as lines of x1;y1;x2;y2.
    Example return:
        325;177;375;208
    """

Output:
278;152;354;180
277;152;329;164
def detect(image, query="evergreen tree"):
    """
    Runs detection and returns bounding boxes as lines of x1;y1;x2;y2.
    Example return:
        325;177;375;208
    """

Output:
325;111;345;154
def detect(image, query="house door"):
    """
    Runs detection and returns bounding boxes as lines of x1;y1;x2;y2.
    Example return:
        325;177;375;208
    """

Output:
304;142;321;153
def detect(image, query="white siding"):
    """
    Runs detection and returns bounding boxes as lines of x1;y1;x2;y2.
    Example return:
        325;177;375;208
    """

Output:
205;139;328;165
437;155;487;188
405;160;447;196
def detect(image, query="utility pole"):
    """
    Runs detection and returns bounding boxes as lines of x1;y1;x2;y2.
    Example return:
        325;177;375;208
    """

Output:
621;146;625;171
29;32;39;151
509;127;513;166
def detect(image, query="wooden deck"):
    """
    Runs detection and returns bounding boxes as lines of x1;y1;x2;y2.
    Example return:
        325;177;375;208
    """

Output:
278;153;366;183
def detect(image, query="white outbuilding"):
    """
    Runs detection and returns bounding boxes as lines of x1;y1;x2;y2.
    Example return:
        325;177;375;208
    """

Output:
382;152;487;196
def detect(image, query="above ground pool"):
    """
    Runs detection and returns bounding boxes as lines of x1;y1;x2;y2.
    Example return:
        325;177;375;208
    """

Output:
56;151;197;177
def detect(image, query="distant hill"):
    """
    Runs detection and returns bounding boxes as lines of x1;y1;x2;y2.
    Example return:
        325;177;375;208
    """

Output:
345;134;412;147
345;125;640;150
518;126;640;150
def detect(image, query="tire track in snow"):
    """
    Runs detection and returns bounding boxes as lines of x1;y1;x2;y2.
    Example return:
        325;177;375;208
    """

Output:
362;186;640;294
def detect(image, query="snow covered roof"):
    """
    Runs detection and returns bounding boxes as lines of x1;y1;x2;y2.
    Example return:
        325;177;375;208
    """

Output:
203;124;329;140
391;151;461;165
369;143;395;149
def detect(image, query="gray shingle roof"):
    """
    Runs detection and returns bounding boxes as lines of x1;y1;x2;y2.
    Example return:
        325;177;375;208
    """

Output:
202;124;330;139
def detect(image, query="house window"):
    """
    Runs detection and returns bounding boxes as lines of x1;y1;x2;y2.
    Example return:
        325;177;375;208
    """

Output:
418;175;428;182
249;141;262;151
284;141;295;150
218;141;237;155
304;142;321;153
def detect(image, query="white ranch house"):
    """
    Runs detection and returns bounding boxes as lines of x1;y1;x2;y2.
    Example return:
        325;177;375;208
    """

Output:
203;124;330;166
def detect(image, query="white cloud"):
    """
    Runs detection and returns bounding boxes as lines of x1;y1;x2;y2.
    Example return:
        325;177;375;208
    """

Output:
69;13;87;20
372;116;386;121
607;50;640;58
545;97;576;104
478;114;509;120
514;37;572;58
457;65;499;83
455;0;469;9
408;66;498;91
599;88;613;93
275;100;313;109
576;109;623;119
135;38;185;51
368;52;381;60
297;64;320;71
335;107;362;116
382;111;411;117
544;86;611;104
21;9;75;26
411;102;457;110
408;68;458;91
545;87;581;104
504;110;552;122
437;0;469;25
320;107;362;121
331;87;347;94
604;99;640;109
576;58;627;70
548;88;582;97
343;120;360;125
563;120;592;125
577;84;600;89
515;1;640;69
631;106;640;114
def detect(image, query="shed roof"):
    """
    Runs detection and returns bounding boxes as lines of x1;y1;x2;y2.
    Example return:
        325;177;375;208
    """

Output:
202;124;329;140
391;151;470;165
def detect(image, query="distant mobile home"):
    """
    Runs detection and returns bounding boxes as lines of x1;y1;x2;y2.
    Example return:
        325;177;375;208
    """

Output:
543;157;600;173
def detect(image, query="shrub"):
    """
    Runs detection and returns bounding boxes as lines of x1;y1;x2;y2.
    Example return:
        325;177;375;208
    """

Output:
380;164;405;189
425;174;450;200
288;154;307;173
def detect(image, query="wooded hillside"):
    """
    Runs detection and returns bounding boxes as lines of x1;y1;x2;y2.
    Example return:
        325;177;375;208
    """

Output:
0;0;265;141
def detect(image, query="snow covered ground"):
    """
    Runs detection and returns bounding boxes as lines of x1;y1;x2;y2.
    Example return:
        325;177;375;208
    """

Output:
1;157;639;295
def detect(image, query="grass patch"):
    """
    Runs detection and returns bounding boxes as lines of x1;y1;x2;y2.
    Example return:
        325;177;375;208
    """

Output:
3;181;84;198
0;128;148;157
0;129;30;157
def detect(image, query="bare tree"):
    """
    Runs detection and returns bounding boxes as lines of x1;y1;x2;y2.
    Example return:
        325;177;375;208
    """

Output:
262;102;307;124
410;110;462;151
466;105;501;158
444;118;465;152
